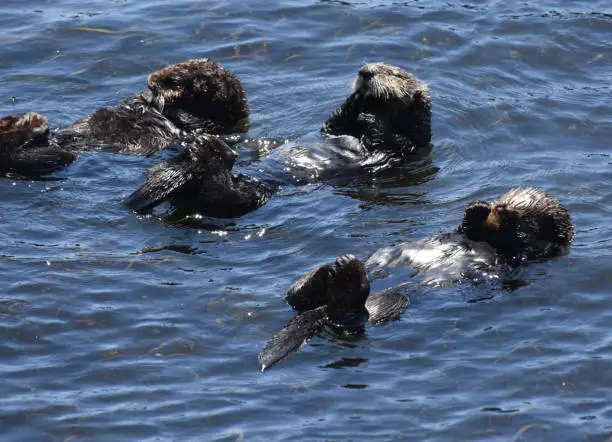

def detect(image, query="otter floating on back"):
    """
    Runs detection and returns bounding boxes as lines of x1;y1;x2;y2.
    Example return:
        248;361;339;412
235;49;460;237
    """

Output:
0;112;76;177
60;58;250;155
259;255;410;371
251;62;432;184
322;62;432;154
368;188;574;286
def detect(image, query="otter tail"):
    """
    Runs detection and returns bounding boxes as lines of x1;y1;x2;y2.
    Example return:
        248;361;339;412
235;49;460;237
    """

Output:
259;306;328;371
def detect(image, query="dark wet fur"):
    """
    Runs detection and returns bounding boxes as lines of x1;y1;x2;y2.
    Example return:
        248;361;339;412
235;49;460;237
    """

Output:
0;112;76;177
61;58;249;155
259;255;410;370
285;254;370;323
322;62;432;154
125;134;272;218
60;93;180;156
148;58;249;134
259;306;328;371
458;187;575;265
365;285;411;325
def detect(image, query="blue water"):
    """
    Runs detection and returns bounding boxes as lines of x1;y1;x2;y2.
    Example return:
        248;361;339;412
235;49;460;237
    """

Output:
2;1;612;440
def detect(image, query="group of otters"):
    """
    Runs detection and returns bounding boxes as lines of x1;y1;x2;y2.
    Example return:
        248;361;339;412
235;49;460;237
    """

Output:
0;58;575;370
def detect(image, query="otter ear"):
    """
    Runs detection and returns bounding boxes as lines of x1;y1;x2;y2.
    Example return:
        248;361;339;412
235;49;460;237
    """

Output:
125;162;195;213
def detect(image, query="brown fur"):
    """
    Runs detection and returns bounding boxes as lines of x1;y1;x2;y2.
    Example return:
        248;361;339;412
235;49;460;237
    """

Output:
459;187;575;263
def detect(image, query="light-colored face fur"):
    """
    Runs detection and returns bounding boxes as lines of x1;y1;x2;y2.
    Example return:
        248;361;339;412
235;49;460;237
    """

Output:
351;62;429;103
0;112;49;149
1;112;49;135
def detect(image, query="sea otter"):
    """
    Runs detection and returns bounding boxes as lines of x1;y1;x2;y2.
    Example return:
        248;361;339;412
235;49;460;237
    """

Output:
259;255;410;370
367;188;574;284
322;62;432;154
125;134;272;218
0;112;76;177
249;62;432;185
59;58;250;155
458;187;575;264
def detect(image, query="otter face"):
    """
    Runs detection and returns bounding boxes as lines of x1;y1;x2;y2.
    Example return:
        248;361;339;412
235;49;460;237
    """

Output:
462;201;521;245
0;112;50;150
147;58;249;133
352;62;428;104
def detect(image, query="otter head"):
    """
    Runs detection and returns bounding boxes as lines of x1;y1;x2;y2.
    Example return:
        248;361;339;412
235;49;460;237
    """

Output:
183;134;238;174
147;58;250;134
325;254;370;328
323;62;431;152
0;112;50;151
352;62;429;105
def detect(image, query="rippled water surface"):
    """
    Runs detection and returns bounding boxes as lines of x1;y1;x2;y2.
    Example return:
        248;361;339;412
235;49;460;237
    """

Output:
2;0;612;440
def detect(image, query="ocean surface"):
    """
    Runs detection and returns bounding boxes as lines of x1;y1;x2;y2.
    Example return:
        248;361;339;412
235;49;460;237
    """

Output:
2;0;612;440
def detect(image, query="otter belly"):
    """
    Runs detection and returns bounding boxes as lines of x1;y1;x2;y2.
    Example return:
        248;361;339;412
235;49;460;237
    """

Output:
366;233;500;286
254;134;401;185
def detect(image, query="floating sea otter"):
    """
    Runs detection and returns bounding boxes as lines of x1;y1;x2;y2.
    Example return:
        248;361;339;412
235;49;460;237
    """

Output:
0;112;76;177
259;189;574;370
258;255;410;371
125;134;272;218
59;58;250;155
259;62;433;182
322;62;432;154
368;188;574;285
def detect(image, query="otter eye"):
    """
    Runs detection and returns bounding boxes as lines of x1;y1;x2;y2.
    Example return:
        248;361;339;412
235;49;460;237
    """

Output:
163;77;180;88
